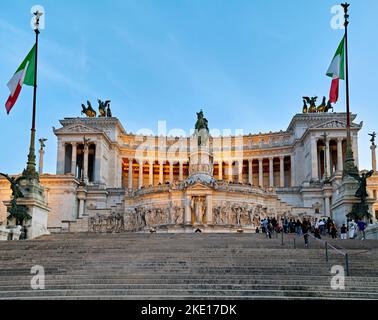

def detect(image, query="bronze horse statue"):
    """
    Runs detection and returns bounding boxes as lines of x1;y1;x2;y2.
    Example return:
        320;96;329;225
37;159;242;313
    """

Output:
303;96;318;113
98;99;111;117
81;101;96;117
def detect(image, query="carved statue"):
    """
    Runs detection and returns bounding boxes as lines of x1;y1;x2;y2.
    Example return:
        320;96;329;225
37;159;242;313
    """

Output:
81;101;96;117
39;138;47;150
347;170;374;221
369;132;376;146
0;173;31;226
195;110;209;146
302;99;308;113
303;97;317;113
350;170;374;203
97;99;111;117
106;105;112;117
325;99;334;113
0;173;25;199
317;97;327;113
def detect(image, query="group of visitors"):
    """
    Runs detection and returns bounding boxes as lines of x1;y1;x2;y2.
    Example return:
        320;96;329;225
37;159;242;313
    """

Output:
257;216;368;241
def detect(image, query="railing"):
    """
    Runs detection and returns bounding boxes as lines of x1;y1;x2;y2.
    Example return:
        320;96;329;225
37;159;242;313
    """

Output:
280;231;350;276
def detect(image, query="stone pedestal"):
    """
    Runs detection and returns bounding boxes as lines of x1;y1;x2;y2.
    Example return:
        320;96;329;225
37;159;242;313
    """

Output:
331;176;360;227
366;223;378;240
17;178;50;239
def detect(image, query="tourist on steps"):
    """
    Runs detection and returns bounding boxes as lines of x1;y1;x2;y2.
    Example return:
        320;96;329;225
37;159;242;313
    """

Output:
301;219;310;248
295;219;302;236
330;223;338;239
340;224;347;240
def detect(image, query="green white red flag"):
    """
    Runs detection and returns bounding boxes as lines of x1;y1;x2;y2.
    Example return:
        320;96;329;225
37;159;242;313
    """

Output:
5;45;36;114
326;36;345;103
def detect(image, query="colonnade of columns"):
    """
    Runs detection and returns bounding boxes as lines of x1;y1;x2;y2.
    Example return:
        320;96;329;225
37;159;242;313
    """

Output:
311;137;346;180
124;156;293;190
61;142;96;182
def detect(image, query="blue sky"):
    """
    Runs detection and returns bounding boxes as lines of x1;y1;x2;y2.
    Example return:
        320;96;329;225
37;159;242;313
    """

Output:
0;0;377;174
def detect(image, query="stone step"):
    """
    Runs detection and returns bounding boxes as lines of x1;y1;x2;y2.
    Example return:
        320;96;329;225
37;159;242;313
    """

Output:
0;288;377;300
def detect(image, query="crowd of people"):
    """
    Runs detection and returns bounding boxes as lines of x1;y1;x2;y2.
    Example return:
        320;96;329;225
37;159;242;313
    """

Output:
257;216;368;243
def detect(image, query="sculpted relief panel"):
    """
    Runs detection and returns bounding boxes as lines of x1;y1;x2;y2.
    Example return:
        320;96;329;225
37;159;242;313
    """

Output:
88;201;294;233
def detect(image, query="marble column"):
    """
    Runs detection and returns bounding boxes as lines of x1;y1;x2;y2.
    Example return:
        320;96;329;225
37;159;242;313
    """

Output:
169;162;174;184
159;162;164;184
83;144;89;183
337;138;344;172
258;158;263;187
184;196;192;225
228;161;233;182
291;154;295;187
218;161;223;180
269;157;274;187
128;159;133;190
311;137;319;180
138;160;143;189
371;144;377;172
279;156;285;187
56;140;65;174
179;161;184;181
206;195;212;225
324;196;330;217
70;143;77;177
325;138;331;177
149;161;154;186
248;159;253;185
238;160;243;183
39;148;45;176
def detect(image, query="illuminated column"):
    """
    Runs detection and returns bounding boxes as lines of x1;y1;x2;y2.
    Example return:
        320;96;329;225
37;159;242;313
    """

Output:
71;143;77;176
228;161;233;182
248;159;253;185
138;160;143;189
279;156;285;187
352;134;359;169
311;136;319;180
371;144;377;172
179;161;184;181
337;138;344;172
206;195;212;225
218;161;223;180
128;159;133;189
83;144;89;183
238;160;243;183
159;162;164;184
325;138;331;177
258;158;263;187
149;161;154;186
269;157;274;187
291;154;295;187
184;196;192;225
169;162;174;184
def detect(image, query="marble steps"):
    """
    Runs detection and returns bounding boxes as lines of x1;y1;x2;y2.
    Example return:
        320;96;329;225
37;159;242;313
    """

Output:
0;233;377;299
0;288;377;300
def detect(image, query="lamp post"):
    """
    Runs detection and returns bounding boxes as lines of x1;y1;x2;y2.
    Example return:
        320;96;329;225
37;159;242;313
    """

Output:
22;10;43;181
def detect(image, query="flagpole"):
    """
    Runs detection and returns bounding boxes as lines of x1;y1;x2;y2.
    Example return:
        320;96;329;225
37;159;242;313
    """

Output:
341;2;358;177
23;11;42;180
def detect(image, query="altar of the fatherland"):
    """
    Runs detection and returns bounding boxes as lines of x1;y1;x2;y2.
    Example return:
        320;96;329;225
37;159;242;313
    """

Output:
0;110;377;236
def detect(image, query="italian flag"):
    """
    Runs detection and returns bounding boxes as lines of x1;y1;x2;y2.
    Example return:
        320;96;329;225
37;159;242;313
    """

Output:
326;36;345;104
5;45;36;114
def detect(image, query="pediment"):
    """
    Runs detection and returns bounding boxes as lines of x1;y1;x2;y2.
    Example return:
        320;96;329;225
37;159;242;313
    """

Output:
54;123;104;135
313;120;360;129
185;182;214;191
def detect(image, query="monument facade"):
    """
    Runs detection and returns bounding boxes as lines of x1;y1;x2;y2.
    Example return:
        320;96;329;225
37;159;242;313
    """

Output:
1;111;376;233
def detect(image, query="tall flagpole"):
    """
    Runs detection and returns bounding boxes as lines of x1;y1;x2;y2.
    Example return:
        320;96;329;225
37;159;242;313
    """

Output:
23;11;42;181
341;2;358;177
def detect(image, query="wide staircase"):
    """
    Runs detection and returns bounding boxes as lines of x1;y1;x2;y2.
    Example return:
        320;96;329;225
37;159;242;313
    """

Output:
0;233;377;300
